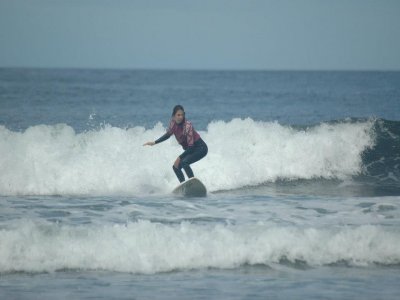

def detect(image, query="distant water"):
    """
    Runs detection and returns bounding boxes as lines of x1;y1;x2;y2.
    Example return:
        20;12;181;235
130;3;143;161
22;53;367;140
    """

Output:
1;68;400;299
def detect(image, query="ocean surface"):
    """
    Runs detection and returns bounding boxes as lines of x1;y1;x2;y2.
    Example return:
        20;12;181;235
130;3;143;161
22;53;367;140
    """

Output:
1;68;400;299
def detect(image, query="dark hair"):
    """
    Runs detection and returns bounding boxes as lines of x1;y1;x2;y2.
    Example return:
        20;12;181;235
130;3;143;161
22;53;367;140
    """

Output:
172;105;185;117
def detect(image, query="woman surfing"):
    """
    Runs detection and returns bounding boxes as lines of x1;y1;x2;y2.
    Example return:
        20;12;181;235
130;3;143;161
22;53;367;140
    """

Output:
143;105;208;183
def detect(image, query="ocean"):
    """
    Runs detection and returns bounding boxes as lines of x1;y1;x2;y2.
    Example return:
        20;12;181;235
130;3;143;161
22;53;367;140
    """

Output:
1;68;400;299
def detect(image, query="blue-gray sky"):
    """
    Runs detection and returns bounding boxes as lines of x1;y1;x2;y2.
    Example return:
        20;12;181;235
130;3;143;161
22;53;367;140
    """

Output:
0;0;399;70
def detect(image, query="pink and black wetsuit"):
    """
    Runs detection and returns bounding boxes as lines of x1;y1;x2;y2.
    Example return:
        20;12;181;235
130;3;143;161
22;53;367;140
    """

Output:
155;118;208;182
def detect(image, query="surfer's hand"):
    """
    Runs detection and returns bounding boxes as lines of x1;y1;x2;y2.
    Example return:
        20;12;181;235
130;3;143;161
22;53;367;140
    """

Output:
143;141;155;146
174;157;181;168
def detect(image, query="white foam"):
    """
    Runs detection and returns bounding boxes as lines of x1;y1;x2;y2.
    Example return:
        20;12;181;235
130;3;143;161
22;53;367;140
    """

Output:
0;118;375;195
0;220;399;274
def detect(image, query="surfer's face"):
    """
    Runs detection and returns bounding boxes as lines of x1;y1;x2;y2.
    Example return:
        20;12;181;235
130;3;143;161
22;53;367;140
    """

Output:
174;110;185;124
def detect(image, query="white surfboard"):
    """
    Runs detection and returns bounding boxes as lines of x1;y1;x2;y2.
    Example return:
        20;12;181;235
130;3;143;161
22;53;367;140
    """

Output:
172;177;207;197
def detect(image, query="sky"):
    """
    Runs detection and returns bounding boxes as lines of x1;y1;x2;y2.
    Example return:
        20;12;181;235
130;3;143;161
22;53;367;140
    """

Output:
0;0;399;70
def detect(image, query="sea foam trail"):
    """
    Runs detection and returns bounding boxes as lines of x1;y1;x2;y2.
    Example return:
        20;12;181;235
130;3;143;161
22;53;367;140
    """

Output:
0;118;375;195
0;220;399;274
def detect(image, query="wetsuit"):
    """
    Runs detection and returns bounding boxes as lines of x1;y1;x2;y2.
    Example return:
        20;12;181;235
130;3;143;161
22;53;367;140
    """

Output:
155;118;208;182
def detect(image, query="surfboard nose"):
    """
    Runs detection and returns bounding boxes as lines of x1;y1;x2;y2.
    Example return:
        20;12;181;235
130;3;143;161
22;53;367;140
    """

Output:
172;177;207;197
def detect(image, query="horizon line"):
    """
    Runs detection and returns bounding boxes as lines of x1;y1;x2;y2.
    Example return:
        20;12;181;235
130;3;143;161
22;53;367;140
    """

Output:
0;66;399;72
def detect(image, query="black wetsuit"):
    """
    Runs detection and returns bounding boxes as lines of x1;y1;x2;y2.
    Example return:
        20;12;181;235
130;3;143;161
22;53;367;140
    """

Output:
155;132;208;183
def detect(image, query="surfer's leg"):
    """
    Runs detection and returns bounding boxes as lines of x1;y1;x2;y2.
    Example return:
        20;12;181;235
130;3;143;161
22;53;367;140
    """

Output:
180;146;208;178
183;165;194;178
172;165;185;183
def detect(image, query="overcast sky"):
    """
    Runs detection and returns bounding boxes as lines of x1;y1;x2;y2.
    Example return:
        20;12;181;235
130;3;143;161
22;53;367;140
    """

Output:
0;0;399;70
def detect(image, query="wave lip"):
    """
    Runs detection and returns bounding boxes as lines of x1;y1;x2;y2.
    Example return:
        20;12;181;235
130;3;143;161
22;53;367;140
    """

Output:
1;220;399;274
206;117;375;191
0;118;379;196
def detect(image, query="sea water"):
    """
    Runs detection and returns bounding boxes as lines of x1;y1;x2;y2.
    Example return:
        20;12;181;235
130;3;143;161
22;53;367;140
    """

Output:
1;68;400;299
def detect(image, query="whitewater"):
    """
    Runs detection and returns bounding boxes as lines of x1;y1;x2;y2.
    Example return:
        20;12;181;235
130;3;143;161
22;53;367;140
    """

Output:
0;118;375;195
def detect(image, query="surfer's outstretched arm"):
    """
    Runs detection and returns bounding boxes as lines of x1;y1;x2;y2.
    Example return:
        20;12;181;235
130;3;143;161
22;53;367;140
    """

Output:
143;132;171;146
154;132;172;144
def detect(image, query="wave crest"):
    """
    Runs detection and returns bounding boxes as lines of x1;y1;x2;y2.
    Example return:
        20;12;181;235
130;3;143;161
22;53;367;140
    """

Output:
1;220;399;274
0;118;379;195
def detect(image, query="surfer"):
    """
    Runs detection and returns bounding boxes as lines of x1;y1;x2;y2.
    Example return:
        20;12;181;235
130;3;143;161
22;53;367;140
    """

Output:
143;105;208;183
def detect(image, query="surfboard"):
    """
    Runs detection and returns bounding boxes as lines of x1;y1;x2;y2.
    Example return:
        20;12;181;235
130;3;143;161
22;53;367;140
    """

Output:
172;177;207;197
